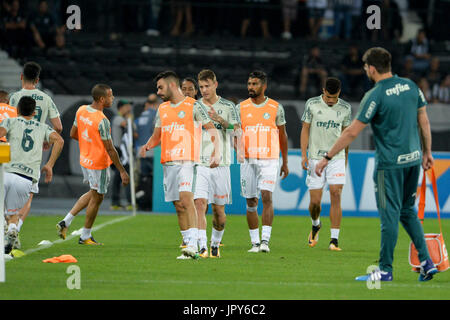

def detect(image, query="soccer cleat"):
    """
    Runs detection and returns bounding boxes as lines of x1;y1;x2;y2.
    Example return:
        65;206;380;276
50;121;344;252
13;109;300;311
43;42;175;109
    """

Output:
13;233;21;249
329;239;342;251
199;248;209;258
56;220;68;240
182;246;199;259
419;258;438;282
210;246;220;258
259;240;270;253
78;236;103;245
177;254;195;260
355;269;393;281
308;223;321;247
4;229;18;254
248;243;260;253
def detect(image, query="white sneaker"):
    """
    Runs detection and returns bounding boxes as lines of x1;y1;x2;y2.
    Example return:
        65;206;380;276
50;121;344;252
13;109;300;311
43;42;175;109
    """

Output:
181;246;199;259
259;241;270;253
248;243;260;253
176;254;193;260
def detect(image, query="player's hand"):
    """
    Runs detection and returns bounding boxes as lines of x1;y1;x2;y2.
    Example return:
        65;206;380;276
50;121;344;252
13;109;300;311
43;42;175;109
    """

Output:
41;164;53;183
422;151;434;171
209;150;221;169
315;159;328;177
120;170;130;186
280;162;289;180
208;107;221;123
301;156;308;170
43;141;51;151
139;145;149;158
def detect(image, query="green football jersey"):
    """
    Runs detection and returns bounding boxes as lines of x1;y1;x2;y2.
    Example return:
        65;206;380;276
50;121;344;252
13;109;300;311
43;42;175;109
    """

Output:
9;88;60;124
302;95;352;160
0;117;55;182
357;75;427;169
197;97;239;167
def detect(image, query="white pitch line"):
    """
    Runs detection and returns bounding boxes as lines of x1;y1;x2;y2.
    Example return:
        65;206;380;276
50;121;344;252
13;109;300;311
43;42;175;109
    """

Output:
21;215;134;256
89;278;450;290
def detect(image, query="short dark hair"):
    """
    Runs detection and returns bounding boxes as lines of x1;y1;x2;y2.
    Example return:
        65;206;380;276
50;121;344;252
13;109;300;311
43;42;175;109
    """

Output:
23;62;41;82
91;84;111;102
154;71;180;86
325;77;341;94
198;69;217;83
18;96;36;116
248;70;267;84
0;90;9;103
362;47;392;74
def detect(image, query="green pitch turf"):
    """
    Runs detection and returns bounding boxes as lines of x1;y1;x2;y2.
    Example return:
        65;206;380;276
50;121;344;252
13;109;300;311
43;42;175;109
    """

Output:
1;214;449;300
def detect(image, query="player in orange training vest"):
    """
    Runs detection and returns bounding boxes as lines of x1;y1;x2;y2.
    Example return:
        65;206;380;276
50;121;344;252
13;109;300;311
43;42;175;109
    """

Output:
140;71;220;260
56;84;130;245
237;70;289;254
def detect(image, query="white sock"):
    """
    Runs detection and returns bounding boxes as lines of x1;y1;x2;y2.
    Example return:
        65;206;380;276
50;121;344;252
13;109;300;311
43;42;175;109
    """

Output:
7;223;18;233
180;230;189;244
249;228;260;244
17;219;24;232
80;227;91;240
188;228;198;250
211;228;224;247
198;229;207;250
331;228;340;240
63;212;75;227
312;218;320;227
261;225;272;243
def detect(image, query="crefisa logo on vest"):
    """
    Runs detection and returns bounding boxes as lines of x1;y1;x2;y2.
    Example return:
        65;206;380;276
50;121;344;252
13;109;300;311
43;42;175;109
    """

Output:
263;112;270;120
178;111;186;119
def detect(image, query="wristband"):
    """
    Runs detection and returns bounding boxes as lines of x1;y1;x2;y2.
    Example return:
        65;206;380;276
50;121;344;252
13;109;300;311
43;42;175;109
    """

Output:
227;123;234;130
323;152;332;161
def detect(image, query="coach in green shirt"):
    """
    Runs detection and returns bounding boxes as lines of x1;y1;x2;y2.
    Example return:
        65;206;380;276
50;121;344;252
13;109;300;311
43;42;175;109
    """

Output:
315;47;438;282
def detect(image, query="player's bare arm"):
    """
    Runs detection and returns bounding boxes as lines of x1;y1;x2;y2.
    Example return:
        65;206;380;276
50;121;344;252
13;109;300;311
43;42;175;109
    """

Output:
70;125;78;141
103;138;130;186
300;122;310;170
50;116;63;134
139;127;161;157
0;127;6;138
418;106;433;171
342;126;349;167
203;121;221;168
41;131;64;183
278;124;289;179
315;119;367;177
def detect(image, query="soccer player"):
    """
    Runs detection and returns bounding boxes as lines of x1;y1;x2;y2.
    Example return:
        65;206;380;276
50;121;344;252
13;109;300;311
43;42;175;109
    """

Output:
56;84;130;245
301;77;352;251
237;70;289;253
181;77;199;99
1;96;64;253
139;71;220;260
8;61;62;240
193;69;239;258
315;47;438;282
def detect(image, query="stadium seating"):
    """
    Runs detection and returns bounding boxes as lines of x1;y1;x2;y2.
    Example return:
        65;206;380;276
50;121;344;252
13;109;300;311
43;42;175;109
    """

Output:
24;33;428;100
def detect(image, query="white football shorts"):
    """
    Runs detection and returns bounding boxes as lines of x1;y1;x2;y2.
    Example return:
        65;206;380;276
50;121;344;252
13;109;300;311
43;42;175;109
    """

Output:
163;163;196;202
82;166;111;195
4;172;33;216
240;158;279;199
306;158;346;189
194;165;231;205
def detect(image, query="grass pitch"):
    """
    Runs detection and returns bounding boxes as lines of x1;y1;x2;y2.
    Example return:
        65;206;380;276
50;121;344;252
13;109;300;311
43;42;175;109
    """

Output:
1;214;449;300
